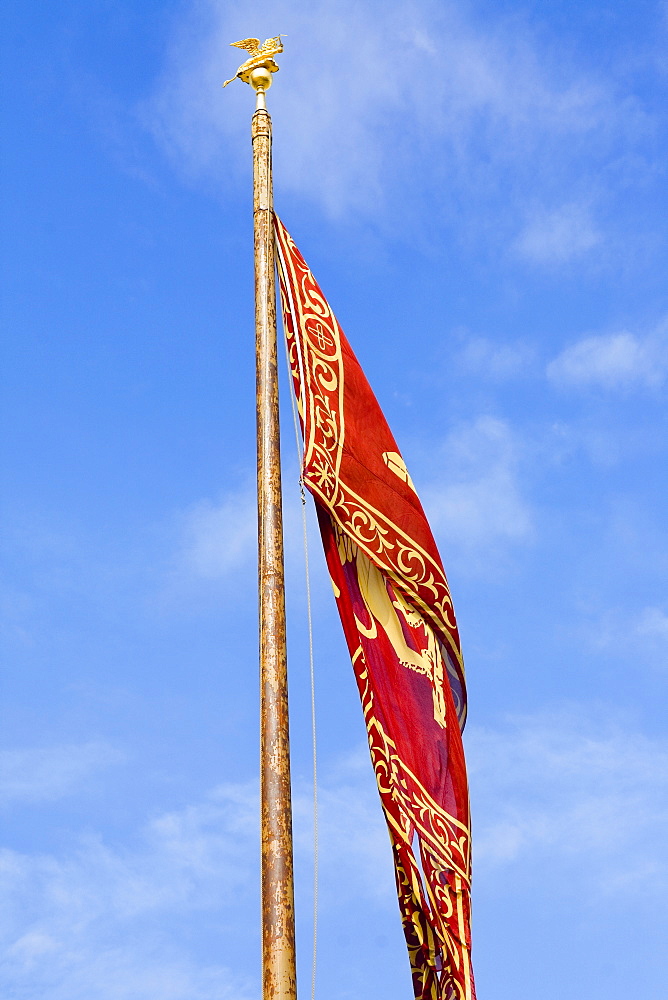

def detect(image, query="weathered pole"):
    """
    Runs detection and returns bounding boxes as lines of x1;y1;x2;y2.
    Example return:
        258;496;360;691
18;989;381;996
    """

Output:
250;66;298;1000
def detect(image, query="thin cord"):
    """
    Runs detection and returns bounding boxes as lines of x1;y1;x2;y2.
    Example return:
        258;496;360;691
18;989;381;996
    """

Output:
281;325;319;1000
301;478;319;1000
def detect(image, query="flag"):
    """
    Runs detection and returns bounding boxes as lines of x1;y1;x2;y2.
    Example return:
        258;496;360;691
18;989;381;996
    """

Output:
274;215;475;1000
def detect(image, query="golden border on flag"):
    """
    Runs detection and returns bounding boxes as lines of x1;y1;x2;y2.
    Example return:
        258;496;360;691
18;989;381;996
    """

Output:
275;215;475;1000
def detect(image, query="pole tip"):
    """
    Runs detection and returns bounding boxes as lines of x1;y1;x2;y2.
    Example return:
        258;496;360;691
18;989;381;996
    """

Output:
250;66;273;110
250;66;274;92
222;36;283;100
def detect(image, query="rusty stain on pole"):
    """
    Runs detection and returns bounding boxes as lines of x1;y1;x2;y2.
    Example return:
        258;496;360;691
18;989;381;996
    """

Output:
252;99;298;1000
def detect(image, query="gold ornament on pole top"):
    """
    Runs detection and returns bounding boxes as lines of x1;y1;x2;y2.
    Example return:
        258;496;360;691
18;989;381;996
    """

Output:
223;35;284;108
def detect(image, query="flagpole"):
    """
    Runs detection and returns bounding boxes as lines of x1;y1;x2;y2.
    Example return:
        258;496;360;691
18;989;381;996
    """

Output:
250;68;298;1000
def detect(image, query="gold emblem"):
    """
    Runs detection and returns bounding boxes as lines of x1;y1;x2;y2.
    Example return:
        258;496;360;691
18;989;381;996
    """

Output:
222;35;284;88
382;451;417;494
335;526;448;729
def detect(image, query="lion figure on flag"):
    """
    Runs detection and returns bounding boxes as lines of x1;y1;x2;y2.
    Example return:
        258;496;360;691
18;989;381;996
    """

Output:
335;531;448;730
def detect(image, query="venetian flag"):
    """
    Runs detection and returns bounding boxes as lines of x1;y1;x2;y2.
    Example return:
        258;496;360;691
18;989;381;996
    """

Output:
275;216;475;1000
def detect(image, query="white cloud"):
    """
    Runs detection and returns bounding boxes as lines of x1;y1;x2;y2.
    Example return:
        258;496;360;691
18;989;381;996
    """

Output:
143;0;646;224
293;747;396;906
2;932;251;1000
153;490;258;612
0;781;259;999
3;717;666;995
0;755;395;999
455;333;536;379
583;604;668;667
636;606;668;644
547;319;668;389
514;202;601;263
173;484;313;586
179;492;256;579
421;417;533;565
0;743;124;805
467;711;668;891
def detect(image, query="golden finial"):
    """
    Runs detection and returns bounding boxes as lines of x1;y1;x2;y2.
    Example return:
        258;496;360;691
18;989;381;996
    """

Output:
223;35;284;108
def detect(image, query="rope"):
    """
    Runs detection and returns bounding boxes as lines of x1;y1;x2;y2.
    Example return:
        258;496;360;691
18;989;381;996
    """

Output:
301;476;319;1000
281;327;319;1000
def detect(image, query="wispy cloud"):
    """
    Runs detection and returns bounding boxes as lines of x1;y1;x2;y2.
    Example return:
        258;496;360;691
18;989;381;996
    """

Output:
0;756;394;999
179;492;256;580
454;332;537;380
467;711;668;891
168;483;313;593
636;606;668;645
421;417;533;569
0;743;125;805
293;748;395;906
582;603;668;669
3;713;666;996
547;317;668;389
0;781;259;999
514;202;601;264
3;932;252;1000
144;0;651;237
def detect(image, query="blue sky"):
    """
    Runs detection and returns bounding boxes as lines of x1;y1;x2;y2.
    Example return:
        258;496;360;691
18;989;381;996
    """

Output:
1;1;667;997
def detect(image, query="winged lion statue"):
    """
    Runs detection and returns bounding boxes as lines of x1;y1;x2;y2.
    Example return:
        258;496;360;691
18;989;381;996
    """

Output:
223;35;284;88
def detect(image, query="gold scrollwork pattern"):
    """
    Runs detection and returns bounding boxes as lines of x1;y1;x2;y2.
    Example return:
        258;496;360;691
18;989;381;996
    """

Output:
275;216;467;726
358;649;474;1000
275;215;474;998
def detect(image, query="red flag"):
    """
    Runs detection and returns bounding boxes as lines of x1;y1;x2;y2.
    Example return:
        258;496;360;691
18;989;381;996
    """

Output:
275;215;475;1000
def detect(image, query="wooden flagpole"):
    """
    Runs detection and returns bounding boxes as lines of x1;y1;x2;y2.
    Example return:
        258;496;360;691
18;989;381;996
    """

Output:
249;64;298;1000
